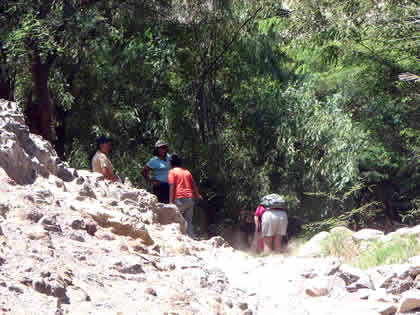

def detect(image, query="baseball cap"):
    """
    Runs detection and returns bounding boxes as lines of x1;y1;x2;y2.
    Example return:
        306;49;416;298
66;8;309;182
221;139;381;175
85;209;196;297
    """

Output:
155;140;168;148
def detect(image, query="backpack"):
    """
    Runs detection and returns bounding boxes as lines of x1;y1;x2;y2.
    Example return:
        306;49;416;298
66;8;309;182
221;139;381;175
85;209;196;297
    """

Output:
260;194;286;210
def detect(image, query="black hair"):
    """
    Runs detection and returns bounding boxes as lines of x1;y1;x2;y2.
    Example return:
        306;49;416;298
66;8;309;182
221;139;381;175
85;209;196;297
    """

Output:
170;153;182;167
153;144;168;157
89;136;111;168
96;135;112;147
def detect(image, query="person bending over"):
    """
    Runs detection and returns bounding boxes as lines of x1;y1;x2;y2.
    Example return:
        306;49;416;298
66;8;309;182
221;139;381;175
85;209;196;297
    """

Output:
255;194;288;254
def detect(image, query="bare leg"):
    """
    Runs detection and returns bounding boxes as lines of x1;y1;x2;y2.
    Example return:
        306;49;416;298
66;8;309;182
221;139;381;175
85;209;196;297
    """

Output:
273;234;283;252
251;232;259;252
264;236;273;255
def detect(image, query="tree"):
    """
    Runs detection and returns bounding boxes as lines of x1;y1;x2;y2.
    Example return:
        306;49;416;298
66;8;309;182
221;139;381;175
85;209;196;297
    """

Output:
1;0;170;145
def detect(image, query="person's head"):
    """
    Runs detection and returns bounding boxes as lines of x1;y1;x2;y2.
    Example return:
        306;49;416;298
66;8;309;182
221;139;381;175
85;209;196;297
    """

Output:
96;136;112;154
169;153;182;167
153;140;168;157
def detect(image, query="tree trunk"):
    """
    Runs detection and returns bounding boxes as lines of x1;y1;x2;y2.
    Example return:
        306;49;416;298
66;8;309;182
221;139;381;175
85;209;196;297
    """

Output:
0;48;14;101
194;77;207;143
54;106;66;159
0;79;12;100
30;53;53;142
376;182;397;222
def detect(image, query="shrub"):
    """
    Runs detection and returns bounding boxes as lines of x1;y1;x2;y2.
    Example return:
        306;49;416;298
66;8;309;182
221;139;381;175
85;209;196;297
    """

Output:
321;229;359;263
356;235;420;269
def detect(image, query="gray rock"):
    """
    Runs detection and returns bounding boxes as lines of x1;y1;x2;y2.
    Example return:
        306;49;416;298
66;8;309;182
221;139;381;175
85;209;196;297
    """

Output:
78;183;96;199
238;302;248;310
8;285;24;294
339;264;374;290
153;203;187;234
120;191;139;202
398;290;420;313
50;280;68;302
408;256;420;278
22;208;44;223
386;278;414;295
145;287;157;296
71;219;84;230
56;163;75;182
377;304;397;315
352;229;384;242
209;236;228;248
70;232;85;242
66;286;90;303
0;203;9;218
0;101;61;185
84;221;97;236
369;288;393;303
115;263;145;274
40;216;62;233
330;226;354;235
39;216;56;226
298;231;330;257
305;275;345;297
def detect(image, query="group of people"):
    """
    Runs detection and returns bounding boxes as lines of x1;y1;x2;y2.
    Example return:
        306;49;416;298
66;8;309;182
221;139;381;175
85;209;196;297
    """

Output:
91;136;288;252
91;137;202;238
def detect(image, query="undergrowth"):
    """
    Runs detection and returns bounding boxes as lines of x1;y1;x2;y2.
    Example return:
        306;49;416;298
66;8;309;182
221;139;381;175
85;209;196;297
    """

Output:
320;229;359;264
320;231;420;269
356;235;420;269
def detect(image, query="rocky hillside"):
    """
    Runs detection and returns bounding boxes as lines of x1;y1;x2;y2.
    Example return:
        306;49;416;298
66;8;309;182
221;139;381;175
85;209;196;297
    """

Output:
0;98;420;315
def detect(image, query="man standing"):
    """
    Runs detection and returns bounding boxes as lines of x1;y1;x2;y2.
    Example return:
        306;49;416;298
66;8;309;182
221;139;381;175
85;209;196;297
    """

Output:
91;136;119;182
168;153;203;238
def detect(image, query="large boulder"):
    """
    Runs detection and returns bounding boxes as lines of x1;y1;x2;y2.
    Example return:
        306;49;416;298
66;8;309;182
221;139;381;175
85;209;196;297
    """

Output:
153;203;187;234
0;99;74;184
298;231;330;257
381;226;420;242
352;229;384;243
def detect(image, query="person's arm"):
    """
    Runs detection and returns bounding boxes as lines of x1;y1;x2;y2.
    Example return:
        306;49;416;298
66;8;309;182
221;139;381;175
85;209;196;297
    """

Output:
141;165;158;185
102;166;118;182
254;215;261;233
169;184;175;204
192;180;203;200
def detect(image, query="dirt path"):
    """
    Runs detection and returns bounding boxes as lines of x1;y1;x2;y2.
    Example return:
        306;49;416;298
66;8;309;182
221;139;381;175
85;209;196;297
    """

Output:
201;248;389;315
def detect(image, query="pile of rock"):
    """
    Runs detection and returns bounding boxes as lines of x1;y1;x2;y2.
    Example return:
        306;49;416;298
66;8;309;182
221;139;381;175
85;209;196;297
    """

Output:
0;99;74;185
0;99;254;314
1;98;419;315
300;227;420;314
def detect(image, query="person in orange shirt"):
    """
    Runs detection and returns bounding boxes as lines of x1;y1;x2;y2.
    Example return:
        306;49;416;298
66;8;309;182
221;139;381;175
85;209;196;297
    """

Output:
168;153;203;238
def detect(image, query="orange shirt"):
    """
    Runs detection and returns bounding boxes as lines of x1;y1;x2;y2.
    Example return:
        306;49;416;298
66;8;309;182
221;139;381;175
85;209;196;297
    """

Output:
168;167;194;199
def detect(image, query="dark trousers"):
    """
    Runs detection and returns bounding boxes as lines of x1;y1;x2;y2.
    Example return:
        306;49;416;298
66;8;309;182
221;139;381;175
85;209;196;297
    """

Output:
153;182;169;203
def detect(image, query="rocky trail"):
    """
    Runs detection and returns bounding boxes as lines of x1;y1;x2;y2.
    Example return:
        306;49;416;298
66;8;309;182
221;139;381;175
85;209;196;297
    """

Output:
0;98;419;315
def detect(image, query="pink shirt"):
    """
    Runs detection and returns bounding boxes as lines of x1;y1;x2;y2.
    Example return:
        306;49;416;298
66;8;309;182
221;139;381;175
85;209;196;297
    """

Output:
254;205;266;218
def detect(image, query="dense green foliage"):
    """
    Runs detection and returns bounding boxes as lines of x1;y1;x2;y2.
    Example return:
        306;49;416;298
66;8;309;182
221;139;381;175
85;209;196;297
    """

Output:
1;0;419;234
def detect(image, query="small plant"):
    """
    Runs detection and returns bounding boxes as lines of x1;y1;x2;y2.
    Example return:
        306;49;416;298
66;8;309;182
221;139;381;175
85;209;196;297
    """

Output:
356;235;420;269
320;230;359;263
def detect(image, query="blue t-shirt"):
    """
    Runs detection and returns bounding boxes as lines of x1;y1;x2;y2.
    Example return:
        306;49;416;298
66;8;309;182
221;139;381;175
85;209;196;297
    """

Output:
146;155;170;183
